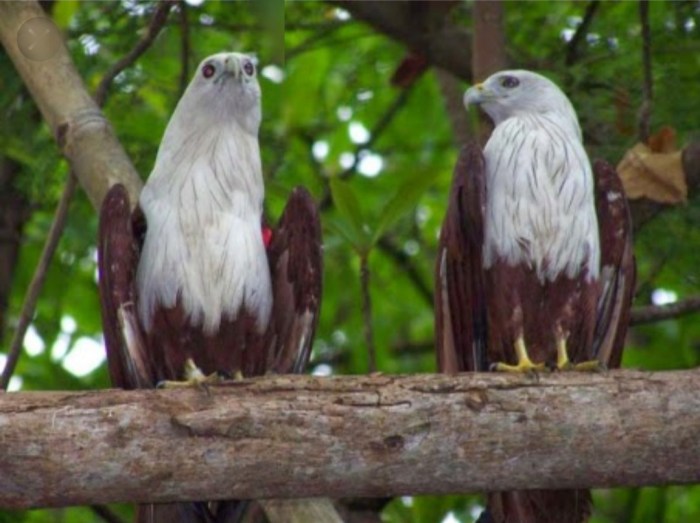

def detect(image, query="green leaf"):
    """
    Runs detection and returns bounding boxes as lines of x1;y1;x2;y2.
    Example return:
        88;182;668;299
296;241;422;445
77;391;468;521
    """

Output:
372;168;435;244
329;177;371;252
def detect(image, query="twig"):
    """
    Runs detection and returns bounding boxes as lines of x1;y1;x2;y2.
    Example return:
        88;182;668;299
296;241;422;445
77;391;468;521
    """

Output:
637;0;653;143
630;295;700;326
94;1;175;107
0;175;77;390
178;1;190;98
376;236;432;306
565;1;601;66
360;254;376;373
319;86;414;210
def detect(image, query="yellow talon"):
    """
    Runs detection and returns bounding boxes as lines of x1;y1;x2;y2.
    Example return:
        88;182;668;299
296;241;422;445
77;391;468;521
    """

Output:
556;338;604;372
157;358;222;390
491;337;547;373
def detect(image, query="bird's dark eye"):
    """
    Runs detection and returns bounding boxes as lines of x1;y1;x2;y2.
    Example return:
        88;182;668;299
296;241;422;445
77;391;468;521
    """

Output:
243;60;255;76
202;63;216;79
500;75;520;88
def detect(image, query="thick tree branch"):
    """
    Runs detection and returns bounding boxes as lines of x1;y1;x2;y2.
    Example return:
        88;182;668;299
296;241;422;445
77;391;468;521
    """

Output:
1;371;699;509
330;1;472;81
0;1;142;209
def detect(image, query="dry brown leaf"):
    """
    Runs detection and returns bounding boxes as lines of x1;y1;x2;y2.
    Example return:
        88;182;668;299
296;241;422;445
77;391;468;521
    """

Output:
616;127;687;204
647;125;677;153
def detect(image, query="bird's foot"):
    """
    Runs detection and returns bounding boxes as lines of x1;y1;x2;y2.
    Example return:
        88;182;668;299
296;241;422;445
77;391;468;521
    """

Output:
555;337;606;372
157;358;222;392
490;336;546;376
556;358;607;372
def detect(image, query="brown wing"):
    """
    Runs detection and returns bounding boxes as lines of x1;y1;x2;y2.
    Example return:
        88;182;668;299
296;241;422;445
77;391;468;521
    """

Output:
591;160;635;368
98;184;153;389
434;144;488;373
266;187;323;374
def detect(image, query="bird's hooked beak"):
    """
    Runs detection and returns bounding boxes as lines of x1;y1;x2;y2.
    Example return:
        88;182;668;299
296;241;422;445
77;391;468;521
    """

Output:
463;83;491;109
222;54;241;80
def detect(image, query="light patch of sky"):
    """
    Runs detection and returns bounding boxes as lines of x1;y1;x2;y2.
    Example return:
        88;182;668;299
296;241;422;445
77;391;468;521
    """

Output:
51;332;71;362
349;122;370;144
651;288;678;306
199;14;215;26
401;497;413;507
560;29;575;43
470;503;486;520
357;90;374;102
416;204;431;226
567;16;583;28
62;315;77;334
62;337;106;377
312;364;332;377
586;33;601;46
334;8;351;21
686;17;696;32
441;512;460;523
262;65;285;84
24;324;46;356
331;329;348;346
337;106;353;122
121;0;148;16
339;152;355;170
8;376;23;392
79;34;100;56
357;152;383;178
403;240;420;257
185;0;205;5
312;141;329;161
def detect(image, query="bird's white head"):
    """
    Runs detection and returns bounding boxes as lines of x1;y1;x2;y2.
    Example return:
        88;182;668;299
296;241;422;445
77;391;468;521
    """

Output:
176;52;261;135
464;70;580;136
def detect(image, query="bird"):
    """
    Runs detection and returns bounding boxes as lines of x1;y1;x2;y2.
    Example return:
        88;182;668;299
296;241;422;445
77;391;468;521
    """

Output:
435;70;635;522
98;52;322;523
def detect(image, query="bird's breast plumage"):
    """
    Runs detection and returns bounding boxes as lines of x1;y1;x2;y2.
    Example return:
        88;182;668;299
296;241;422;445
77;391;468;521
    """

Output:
136;124;272;335
483;113;600;282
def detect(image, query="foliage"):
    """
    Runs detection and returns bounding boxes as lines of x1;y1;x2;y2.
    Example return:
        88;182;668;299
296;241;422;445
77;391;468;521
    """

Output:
1;1;699;522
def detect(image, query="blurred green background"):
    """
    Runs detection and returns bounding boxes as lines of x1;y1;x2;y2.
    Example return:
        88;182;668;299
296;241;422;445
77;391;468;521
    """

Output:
1;1;699;522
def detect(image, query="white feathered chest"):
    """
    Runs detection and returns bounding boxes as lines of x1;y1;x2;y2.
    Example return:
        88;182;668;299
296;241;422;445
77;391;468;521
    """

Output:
136;121;272;335
482;112;600;282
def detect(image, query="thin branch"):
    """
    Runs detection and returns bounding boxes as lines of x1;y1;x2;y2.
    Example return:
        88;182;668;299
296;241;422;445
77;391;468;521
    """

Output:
630;295;700;326
565;1;601;66
360;253;376;373
178;1;190;98
0;175;77;390
94;1;175;107
637;0;653;143
376;236;432;306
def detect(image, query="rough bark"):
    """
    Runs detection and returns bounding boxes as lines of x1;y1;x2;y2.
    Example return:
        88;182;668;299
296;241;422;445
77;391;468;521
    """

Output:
0;1;142;210
1;371;699;509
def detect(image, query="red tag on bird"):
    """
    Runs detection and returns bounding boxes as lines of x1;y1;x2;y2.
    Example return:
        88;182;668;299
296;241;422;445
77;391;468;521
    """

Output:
262;225;273;248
